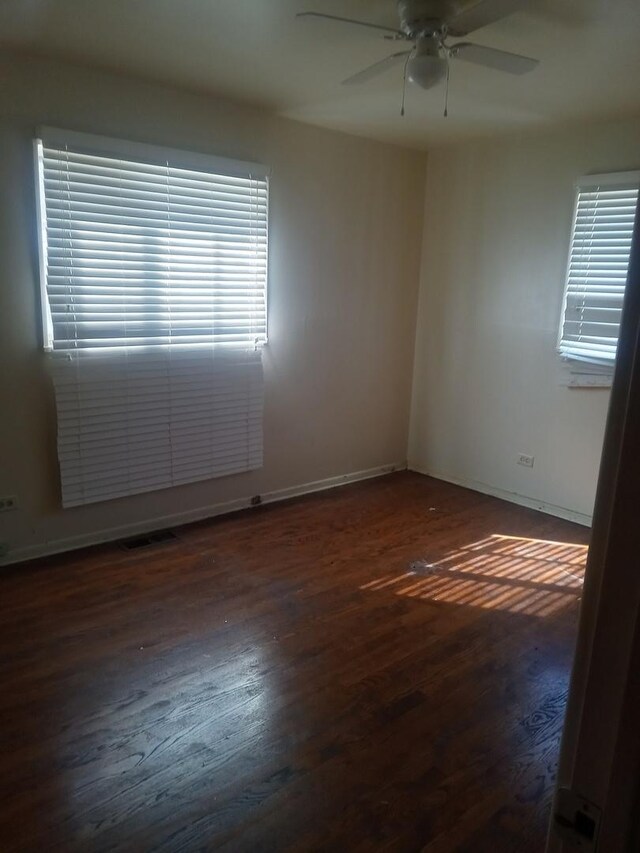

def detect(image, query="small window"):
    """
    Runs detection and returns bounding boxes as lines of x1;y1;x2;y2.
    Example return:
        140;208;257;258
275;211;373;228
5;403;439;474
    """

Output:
558;171;639;368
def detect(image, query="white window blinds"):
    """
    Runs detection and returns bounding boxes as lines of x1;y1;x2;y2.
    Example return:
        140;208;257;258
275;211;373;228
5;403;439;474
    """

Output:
558;171;639;366
37;129;268;351
50;348;263;507
35;128;268;507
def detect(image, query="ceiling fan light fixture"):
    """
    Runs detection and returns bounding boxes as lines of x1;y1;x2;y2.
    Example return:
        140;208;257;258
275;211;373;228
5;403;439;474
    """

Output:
407;36;448;89
301;2;540;95
407;52;448;89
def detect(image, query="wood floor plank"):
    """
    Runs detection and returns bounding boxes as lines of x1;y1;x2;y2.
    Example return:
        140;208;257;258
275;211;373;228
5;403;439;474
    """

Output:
0;472;589;851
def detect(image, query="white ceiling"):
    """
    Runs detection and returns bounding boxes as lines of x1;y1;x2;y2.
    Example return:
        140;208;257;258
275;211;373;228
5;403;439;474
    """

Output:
2;0;640;149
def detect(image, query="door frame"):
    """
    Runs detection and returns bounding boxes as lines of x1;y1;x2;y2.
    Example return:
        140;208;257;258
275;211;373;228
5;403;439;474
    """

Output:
547;200;640;851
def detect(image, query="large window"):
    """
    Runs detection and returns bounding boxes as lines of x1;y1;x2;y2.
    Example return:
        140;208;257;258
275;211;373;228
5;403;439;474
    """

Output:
36;129;268;351
558;171;639;368
35;128;269;507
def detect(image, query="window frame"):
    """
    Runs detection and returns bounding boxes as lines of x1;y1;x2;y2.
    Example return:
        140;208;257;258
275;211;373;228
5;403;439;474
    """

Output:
33;127;270;354
557;170;640;374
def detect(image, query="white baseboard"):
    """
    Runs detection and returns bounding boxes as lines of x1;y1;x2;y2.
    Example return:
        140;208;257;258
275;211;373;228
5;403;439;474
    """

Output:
408;464;592;528
1;462;406;566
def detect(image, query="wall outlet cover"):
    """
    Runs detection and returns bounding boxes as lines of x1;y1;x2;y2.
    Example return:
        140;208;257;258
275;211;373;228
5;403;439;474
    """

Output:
517;454;535;468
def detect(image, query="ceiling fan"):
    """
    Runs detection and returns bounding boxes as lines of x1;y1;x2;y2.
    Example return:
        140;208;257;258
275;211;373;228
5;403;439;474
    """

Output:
297;0;539;92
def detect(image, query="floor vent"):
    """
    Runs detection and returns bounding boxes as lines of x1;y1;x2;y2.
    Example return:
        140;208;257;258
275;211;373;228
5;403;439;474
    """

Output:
120;529;178;551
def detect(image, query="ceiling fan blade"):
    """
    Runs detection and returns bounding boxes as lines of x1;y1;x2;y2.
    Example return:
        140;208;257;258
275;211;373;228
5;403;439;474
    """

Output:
451;42;538;74
447;0;529;37
342;51;411;86
296;12;404;38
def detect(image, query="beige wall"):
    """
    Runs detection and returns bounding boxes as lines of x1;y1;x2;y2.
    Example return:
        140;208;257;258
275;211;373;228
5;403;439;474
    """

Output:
409;117;640;524
0;51;426;562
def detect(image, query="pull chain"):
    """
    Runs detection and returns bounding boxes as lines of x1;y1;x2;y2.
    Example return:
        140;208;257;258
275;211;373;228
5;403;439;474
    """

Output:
444;57;450;118
400;52;411;117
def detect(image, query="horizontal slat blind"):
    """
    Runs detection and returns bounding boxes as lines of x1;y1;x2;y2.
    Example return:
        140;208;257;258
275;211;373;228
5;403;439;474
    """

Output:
559;172;639;365
36;130;268;506
51;349;263;507
38;140;268;351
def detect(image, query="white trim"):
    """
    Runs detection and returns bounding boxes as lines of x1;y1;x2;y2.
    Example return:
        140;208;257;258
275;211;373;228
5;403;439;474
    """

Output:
33;139;54;351
576;170;640;189
407;464;592;527
560;370;613;388
556;180;581;356
37;126;270;179
0;463;405;566
264;174;271;345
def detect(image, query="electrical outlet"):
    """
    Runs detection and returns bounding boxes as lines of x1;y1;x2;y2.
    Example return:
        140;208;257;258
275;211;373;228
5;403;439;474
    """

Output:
517;454;535;468
0;495;18;512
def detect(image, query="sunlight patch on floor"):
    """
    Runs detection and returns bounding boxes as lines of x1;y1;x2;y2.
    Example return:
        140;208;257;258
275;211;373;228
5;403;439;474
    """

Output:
360;534;588;617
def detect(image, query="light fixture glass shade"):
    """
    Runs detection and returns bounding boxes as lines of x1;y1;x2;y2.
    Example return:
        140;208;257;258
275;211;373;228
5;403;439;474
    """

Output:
407;54;448;89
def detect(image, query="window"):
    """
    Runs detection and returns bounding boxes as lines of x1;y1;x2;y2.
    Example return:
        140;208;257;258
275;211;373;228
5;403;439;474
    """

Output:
35;128;269;507
36;129;268;351
558;171;639;368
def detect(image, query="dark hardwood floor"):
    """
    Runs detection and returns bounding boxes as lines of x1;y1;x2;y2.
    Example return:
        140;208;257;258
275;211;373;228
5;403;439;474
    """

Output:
0;472;590;852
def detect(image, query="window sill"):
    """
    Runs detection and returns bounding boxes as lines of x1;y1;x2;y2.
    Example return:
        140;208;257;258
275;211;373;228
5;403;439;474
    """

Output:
564;373;613;389
559;360;613;389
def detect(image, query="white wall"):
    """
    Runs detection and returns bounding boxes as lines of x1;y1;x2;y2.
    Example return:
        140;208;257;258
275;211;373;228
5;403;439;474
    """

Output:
409;117;640;524
0;50;426;563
